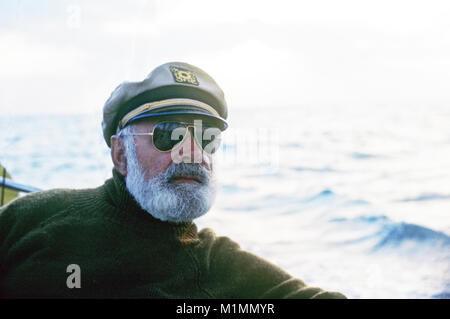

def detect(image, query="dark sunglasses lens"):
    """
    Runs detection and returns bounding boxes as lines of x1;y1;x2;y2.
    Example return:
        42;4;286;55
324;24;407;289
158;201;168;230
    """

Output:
153;122;186;151
153;122;222;153
198;127;221;154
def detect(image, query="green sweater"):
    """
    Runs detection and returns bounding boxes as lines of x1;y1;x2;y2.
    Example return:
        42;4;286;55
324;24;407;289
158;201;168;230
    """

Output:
0;170;345;299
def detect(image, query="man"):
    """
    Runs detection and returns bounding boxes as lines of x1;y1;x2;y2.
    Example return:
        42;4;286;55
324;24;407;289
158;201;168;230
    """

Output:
0;62;345;298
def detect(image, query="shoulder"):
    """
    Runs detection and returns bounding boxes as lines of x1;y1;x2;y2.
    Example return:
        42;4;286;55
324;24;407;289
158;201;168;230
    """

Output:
1;188;82;219
197;227;241;252
197;227;272;269
6;187;78;206
3;182;106;212
0;186;101;241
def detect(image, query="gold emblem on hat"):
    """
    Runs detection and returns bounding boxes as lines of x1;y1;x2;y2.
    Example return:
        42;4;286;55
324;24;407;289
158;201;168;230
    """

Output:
170;66;199;86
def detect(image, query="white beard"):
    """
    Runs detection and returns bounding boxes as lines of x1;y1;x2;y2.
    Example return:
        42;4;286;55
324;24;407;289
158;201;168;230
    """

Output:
123;135;217;223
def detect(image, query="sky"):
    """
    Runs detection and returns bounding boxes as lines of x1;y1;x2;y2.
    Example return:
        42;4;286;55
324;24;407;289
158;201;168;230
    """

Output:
1;0;450;115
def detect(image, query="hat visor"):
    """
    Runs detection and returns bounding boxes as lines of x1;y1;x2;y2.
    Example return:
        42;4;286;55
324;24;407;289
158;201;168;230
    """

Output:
127;110;228;131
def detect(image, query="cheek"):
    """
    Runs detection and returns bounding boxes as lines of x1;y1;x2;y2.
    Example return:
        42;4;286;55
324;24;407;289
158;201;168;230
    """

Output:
136;147;173;179
202;153;214;170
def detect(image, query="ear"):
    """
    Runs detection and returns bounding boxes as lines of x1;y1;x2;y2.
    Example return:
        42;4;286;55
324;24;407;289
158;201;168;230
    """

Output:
110;135;128;176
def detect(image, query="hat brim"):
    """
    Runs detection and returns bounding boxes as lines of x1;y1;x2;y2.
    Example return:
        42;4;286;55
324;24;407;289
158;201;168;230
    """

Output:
119;98;228;131
127;110;228;131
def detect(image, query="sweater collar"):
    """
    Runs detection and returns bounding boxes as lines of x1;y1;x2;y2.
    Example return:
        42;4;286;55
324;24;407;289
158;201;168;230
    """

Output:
104;168;199;243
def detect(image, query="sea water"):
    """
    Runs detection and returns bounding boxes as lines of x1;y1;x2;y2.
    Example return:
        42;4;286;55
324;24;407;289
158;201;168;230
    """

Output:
1;104;449;298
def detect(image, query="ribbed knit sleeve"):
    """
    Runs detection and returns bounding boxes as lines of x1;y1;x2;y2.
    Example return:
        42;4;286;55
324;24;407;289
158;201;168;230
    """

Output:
0;189;77;296
195;228;346;299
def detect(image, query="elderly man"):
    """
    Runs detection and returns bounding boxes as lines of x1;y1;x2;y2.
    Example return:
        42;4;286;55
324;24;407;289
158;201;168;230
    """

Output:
0;62;345;298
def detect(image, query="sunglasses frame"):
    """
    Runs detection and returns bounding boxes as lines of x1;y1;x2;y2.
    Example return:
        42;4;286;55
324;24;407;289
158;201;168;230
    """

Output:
119;121;221;154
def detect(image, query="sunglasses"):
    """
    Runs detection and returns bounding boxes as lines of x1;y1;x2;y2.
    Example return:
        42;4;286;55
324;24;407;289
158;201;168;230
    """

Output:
120;121;222;154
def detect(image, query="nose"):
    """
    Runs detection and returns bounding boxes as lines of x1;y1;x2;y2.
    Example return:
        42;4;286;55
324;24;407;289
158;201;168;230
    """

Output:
171;128;211;169
185;128;203;164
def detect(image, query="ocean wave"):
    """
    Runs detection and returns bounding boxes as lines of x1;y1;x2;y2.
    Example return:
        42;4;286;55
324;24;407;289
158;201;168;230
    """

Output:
399;193;450;202
344;199;370;206
374;222;450;250
351;152;377;159
330;215;450;251
303;189;335;202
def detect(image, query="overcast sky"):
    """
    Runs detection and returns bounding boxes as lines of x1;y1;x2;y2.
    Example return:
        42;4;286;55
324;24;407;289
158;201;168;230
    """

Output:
1;0;449;115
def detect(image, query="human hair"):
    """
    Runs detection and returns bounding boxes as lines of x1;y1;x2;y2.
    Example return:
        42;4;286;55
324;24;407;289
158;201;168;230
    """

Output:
116;123;134;136
116;124;136;154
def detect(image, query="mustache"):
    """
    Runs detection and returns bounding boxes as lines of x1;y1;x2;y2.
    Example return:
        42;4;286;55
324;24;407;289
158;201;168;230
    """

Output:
162;162;211;184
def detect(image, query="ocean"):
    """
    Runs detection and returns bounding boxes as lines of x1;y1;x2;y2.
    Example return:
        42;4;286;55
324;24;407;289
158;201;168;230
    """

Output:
1;104;449;298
